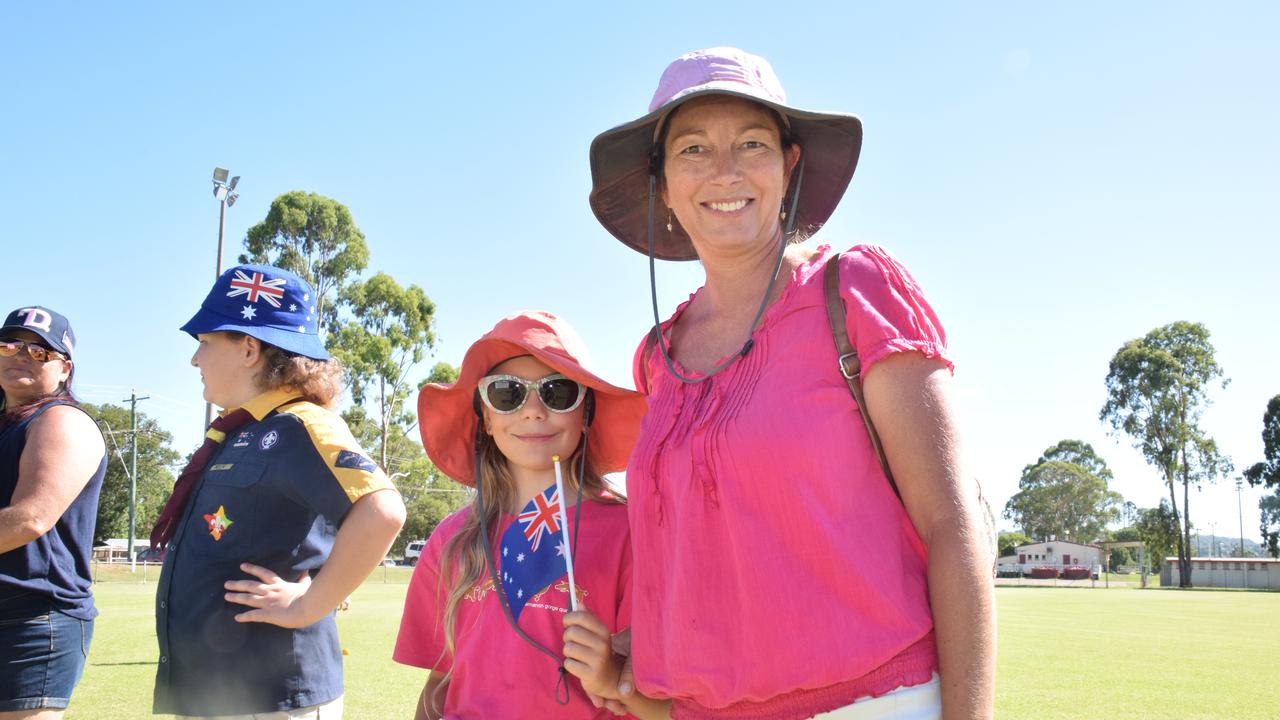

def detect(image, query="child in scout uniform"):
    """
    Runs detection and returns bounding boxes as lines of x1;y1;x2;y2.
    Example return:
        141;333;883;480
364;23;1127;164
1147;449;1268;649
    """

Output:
151;264;406;719
392;311;669;719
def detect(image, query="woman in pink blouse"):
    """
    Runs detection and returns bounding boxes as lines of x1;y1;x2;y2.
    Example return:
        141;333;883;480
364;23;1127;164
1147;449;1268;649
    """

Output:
586;47;996;719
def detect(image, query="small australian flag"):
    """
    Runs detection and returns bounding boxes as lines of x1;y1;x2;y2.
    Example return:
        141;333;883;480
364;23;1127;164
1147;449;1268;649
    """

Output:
499;483;570;620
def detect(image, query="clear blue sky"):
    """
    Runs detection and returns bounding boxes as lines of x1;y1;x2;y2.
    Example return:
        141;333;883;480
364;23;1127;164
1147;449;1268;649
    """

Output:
4;3;1277;548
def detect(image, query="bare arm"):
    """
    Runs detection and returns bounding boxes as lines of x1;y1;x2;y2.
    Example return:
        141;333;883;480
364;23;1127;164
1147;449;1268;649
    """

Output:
863;353;996;720
0;405;104;554
413;670;447;720
224;487;406;627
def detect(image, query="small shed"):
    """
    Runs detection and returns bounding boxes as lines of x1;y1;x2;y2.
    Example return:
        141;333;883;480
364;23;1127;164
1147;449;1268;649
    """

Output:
1161;557;1280;589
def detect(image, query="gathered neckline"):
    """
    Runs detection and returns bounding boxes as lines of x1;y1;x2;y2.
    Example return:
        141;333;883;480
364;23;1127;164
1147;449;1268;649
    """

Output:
654;244;836;378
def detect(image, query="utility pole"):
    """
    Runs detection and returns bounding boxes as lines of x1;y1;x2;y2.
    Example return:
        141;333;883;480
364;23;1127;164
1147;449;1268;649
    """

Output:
1237;477;1246;557
126;390;150;570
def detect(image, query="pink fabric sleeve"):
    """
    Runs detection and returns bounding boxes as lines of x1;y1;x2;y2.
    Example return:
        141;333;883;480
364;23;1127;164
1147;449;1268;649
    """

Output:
392;519;455;672
838;245;953;374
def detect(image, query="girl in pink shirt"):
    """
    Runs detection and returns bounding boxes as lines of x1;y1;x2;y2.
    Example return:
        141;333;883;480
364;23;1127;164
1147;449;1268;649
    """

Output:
393;311;670;720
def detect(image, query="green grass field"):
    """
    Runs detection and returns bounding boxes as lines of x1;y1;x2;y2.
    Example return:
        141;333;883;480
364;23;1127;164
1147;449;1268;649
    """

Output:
67;571;1279;719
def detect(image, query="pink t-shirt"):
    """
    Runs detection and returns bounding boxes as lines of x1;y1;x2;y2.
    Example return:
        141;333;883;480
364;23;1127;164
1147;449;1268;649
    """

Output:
394;499;634;720
627;244;948;720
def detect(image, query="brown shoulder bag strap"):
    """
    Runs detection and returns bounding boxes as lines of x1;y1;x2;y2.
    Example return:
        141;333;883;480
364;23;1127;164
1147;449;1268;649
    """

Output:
823;254;902;502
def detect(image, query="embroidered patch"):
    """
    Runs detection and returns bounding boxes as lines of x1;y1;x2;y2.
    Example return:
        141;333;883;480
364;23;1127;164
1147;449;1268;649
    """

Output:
335;450;377;473
210;463;234;471
232;431;254;448
204;505;233;541
464;577;495;603
259;430;280;450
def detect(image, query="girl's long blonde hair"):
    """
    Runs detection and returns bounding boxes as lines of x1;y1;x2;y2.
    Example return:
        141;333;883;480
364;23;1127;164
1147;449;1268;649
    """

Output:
430;419;622;707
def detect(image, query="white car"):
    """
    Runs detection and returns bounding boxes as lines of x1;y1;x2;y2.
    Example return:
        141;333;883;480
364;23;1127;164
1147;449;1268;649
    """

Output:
404;540;426;566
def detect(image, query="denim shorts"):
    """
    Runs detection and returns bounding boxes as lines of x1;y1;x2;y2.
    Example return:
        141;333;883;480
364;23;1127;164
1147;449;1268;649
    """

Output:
0;599;95;711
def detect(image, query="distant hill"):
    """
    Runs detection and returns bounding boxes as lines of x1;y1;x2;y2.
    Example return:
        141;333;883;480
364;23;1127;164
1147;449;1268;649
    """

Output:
1190;534;1270;558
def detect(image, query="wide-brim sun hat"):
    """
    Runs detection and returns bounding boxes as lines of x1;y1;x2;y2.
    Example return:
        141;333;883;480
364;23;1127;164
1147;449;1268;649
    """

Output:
180;263;330;360
589;46;864;261
418;311;647;486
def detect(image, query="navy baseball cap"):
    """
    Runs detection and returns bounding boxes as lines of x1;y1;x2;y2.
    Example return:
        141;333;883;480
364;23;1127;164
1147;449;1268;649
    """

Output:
180;264;330;360
2;306;76;358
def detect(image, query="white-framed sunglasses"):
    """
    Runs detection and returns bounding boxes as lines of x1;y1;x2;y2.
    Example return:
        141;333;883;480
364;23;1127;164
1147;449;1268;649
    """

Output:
477;373;586;414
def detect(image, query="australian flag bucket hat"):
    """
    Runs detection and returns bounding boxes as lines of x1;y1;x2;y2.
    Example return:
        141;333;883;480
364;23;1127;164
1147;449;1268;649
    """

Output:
180;264;330;360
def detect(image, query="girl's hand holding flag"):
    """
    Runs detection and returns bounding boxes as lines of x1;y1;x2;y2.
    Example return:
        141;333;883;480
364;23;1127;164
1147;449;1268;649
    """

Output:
563;610;626;706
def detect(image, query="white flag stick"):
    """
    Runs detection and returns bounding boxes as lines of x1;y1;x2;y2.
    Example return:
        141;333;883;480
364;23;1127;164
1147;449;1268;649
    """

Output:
552;455;579;611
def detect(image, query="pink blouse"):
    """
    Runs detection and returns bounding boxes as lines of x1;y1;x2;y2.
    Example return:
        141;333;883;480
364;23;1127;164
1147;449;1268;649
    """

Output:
626;244;950;719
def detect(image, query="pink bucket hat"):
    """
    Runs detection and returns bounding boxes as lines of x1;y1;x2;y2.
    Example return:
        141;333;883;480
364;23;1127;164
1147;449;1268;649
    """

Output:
417;311;647;486
589;47;864;261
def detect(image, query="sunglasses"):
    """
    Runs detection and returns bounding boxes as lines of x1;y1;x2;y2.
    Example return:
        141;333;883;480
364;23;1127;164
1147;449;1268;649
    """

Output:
477;373;586;414
0;338;68;364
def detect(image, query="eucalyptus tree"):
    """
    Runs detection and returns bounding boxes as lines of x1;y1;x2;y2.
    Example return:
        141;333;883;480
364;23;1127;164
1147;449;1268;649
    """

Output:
1003;451;1121;543
1100;321;1231;586
332;272;436;470
240;190;369;335
1244;395;1280;557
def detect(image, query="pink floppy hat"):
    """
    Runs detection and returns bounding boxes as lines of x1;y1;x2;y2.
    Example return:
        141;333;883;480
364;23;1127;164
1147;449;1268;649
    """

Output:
589;46;864;261
417;311;647;486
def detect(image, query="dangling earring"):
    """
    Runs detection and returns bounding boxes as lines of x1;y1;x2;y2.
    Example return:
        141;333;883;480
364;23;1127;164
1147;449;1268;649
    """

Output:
666;209;674;233
780;201;787;222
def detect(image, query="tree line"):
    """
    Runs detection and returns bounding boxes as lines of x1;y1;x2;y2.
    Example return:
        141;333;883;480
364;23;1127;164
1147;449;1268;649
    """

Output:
1001;321;1280;587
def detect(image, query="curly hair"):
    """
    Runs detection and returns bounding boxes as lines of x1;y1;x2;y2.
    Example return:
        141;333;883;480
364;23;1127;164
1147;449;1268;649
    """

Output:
257;343;345;408
218;331;345;408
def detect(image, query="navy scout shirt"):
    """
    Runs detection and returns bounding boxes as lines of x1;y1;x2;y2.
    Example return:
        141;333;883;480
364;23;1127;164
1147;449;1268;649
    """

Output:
153;389;393;716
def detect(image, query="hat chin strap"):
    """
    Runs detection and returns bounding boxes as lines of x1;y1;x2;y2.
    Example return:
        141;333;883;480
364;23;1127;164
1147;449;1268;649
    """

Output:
472;425;589;705
646;158;805;385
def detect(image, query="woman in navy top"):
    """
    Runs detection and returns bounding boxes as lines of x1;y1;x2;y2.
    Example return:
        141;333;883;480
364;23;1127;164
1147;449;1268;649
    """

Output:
0;306;107;718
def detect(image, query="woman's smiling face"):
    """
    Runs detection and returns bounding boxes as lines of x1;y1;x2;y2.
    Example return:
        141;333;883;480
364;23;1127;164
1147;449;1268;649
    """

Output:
662;95;801;256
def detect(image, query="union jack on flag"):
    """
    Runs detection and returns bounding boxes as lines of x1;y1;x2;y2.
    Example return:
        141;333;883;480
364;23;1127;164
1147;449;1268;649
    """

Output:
517;486;562;552
226;270;287;307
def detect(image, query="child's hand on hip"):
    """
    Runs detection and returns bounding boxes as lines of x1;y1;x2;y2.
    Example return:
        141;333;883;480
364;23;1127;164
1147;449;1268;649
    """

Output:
224;563;317;628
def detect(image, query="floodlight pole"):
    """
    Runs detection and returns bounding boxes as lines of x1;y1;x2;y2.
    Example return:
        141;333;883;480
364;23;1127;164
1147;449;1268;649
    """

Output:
206;168;241;428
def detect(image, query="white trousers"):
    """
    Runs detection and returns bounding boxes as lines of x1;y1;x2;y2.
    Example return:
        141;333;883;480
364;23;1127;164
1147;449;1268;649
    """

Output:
812;675;941;720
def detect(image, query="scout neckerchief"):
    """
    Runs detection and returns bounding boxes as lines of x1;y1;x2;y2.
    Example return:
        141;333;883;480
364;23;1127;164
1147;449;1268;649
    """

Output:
150;393;300;549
